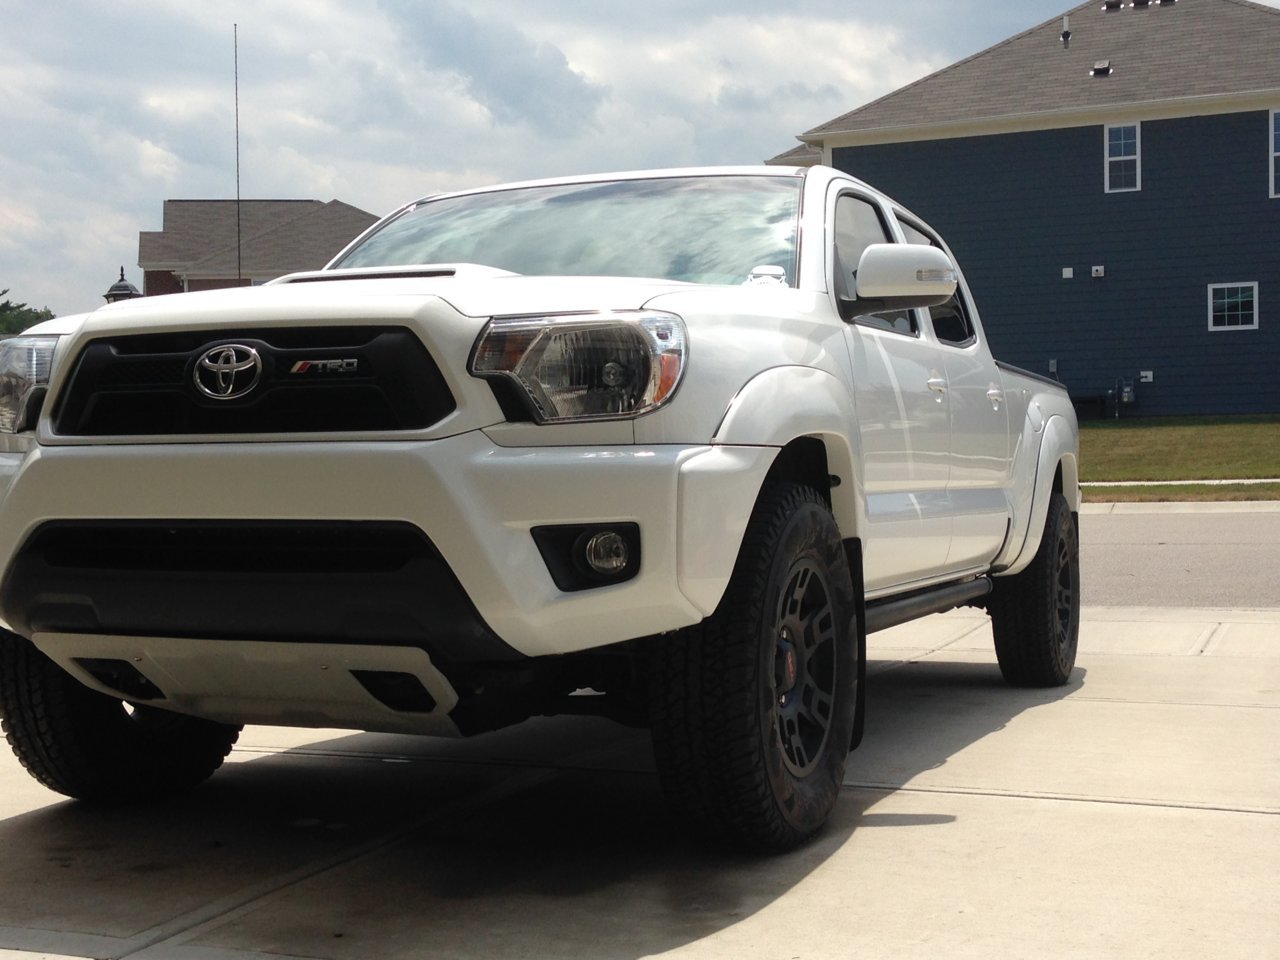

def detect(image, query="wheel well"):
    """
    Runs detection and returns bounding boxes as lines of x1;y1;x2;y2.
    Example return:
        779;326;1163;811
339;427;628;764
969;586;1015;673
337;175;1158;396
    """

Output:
1052;456;1081;512
760;436;862;541
763;438;831;505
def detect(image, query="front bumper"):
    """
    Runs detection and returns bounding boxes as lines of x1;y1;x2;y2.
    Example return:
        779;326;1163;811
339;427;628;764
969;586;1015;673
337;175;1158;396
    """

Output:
0;430;774;659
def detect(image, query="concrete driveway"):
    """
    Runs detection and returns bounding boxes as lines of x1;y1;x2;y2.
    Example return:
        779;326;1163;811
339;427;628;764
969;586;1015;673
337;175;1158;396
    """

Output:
1;504;1277;960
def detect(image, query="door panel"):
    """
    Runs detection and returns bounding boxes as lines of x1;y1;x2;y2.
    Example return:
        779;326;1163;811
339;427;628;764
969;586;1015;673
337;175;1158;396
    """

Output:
941;343;1012;567
847;325;952;591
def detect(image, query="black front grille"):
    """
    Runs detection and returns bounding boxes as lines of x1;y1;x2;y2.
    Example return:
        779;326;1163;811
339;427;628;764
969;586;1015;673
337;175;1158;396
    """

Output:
53;327;456;435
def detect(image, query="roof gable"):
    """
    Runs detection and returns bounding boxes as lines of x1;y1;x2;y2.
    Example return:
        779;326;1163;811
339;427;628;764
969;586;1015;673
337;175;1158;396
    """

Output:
803;0;1280;142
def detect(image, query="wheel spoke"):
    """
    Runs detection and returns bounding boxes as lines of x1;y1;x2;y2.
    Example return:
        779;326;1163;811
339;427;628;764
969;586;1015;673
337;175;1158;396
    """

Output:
774;558;839;776
799;683;834;727
1054;534;1075;640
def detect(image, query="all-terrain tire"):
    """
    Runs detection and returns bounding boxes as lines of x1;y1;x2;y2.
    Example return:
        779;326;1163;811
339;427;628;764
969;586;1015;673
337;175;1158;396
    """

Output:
649;483;857;853
0;631;241;801
989;492;1080;687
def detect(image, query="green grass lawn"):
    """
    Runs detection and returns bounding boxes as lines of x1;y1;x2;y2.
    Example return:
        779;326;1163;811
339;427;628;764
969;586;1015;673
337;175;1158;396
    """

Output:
1078;415;1280;502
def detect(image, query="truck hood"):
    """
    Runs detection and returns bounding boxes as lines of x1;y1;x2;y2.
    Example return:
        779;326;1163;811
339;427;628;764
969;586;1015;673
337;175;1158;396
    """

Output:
66;270;696;334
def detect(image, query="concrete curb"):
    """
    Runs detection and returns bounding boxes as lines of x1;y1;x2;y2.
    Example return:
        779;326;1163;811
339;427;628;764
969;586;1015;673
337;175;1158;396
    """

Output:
1081;479;1280;487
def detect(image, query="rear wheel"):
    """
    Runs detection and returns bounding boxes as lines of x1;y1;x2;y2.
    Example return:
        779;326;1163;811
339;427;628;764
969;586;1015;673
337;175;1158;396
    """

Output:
649;483;857;852
989;492;1079;686
0;632;240;801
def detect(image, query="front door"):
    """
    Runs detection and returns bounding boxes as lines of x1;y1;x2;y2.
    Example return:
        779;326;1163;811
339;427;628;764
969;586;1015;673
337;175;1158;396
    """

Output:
832;191;952;592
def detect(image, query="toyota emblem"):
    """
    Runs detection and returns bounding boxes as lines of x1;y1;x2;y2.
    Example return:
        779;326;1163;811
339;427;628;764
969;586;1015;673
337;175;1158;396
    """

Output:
193;344;263;400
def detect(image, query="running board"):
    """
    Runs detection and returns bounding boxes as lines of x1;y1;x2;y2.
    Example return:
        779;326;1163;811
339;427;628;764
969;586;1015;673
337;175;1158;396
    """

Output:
864;578;992;634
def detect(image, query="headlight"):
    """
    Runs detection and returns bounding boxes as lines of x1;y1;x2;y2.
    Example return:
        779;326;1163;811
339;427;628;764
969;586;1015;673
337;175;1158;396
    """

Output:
0;335;60;433
470;311;687;423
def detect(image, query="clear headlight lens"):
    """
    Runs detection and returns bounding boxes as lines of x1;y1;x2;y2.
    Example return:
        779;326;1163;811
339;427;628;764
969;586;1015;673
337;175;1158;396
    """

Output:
470;311;687;423
0;335;60;433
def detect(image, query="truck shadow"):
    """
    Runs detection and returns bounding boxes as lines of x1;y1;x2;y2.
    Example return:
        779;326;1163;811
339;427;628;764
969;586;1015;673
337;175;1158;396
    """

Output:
0;656;1084;959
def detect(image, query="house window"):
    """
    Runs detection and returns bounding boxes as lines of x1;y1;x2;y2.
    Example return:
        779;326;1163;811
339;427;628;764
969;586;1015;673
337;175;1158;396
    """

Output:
1207;283;1258;331
1106;123;1141;192
1271;110;1278;198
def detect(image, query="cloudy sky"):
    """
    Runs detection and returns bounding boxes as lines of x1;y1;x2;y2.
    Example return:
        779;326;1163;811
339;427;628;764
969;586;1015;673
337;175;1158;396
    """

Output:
3;0;1276;317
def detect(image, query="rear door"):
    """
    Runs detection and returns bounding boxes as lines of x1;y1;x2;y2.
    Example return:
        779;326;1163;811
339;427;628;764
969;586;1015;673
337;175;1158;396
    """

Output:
898;217;1013;569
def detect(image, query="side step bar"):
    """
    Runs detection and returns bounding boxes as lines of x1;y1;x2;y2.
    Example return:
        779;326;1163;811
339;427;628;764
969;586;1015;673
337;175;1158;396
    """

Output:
864;577;992;635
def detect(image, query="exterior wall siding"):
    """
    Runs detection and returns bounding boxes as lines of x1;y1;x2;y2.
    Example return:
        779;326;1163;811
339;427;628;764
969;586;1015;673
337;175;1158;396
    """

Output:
833;110;1280;416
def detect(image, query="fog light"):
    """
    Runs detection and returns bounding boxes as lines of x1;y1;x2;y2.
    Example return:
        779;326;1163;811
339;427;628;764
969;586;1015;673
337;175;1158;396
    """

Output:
584;530;629;575
531;522;640;592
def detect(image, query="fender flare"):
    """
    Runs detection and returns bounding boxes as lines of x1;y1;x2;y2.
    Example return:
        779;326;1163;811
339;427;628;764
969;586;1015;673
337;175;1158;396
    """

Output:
998;413;1079;576
675;366;866;617
713;365;866;541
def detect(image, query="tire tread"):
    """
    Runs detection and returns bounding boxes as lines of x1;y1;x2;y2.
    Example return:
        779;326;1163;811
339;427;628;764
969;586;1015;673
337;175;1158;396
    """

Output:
989;492;1079;687
649;483;853;852
0;632;239;801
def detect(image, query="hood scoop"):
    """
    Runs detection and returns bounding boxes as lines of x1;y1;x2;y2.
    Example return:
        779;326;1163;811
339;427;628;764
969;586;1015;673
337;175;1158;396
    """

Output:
271;263;520;285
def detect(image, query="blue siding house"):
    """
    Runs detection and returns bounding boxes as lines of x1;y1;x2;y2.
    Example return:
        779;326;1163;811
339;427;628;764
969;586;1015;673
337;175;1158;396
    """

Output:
776;0;1280;416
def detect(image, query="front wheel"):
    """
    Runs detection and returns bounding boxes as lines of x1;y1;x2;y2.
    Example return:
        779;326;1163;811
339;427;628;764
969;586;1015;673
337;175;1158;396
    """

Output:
0;632;241;801
989;492;1080;687
649;483;858;853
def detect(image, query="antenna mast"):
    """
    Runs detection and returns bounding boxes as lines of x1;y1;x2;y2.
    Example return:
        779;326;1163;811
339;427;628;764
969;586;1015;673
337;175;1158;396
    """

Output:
235;23;242;282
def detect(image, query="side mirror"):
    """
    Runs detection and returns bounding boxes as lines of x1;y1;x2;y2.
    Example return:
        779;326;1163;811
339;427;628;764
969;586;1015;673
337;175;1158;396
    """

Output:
843;243;958;319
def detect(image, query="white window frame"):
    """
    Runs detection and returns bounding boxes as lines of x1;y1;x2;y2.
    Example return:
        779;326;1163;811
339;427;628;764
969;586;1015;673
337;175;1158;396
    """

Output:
1105;122;1141;193
1207;282;1259;332
1270;109;1278;199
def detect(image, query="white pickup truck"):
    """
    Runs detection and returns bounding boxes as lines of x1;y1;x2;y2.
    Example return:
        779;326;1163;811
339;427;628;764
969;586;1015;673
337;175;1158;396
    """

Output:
0;165;1078;851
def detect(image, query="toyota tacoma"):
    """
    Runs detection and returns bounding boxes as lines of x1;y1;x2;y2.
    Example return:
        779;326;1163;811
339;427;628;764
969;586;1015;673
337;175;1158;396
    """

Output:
0;165;1079;851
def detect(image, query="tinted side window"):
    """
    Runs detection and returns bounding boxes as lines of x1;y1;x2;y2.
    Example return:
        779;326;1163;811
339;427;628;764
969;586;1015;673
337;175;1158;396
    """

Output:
899;219;975;346
835;195;889;277
836;196;916;335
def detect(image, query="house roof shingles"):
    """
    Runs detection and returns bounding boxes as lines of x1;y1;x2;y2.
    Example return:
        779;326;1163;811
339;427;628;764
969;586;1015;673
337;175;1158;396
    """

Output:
802;0;1280;142
764;142;823;166
182;201;379;277
138;199;378;278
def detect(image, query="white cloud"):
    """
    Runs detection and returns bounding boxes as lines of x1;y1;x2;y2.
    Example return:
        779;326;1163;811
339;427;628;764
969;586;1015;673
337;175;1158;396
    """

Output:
0;202;42;254
135;139;182;184
2;0;1278;316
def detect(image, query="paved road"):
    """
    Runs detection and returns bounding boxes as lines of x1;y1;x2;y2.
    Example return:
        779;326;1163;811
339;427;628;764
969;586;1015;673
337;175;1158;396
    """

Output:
0;504;1276;960
1081;502;1280;608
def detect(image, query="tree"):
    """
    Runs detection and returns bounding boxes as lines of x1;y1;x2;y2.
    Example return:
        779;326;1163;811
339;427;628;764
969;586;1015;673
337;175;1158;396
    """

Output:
0;290;56;335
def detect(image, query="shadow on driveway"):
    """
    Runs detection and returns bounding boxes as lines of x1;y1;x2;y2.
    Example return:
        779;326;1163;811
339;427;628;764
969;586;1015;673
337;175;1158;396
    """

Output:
0;658;1083;959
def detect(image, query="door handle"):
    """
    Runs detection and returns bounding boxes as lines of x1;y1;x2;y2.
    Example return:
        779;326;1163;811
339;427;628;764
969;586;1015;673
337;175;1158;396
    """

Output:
986;386;1004;410
927;376;948;396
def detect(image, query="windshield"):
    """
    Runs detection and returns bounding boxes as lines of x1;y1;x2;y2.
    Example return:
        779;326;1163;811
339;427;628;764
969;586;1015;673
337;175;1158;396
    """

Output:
333;175;801;286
